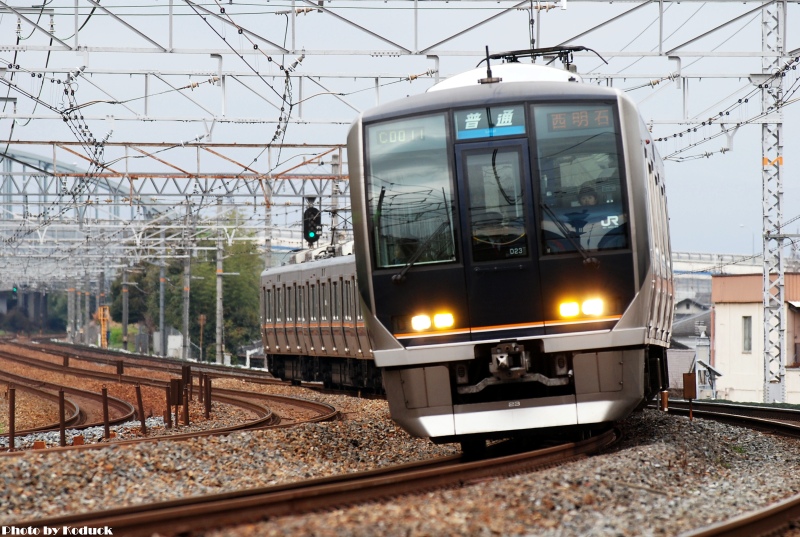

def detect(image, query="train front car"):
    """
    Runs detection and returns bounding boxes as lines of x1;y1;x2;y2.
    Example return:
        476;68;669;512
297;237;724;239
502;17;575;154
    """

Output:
347;58;673;446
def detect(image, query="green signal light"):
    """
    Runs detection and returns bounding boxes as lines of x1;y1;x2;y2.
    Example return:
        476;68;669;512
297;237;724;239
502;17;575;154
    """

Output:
308;231;315;238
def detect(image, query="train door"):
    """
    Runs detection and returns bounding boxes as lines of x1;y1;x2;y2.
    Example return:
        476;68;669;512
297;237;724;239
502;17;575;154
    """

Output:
355;289;373;358
319;280;335;353
285;284;300;353
297;283;309;355
275;285;290;352
331;278;348;355
263;286;279;353
342;278;360;358
308;281;324;355
454;139;544;336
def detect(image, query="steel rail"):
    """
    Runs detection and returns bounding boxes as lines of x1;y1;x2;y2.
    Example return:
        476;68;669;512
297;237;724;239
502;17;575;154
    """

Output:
665;401;800;438
2;343;337;423
0;379;81;433
21;340;282;385
19;429;618;536
0;368;134;430
661;401;800;536
0;348;279;419
681;495;800;537
0;347;339;448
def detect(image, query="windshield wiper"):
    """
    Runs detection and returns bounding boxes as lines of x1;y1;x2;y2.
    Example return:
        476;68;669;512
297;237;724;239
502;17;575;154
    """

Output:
392;220;451;283
540;203;599;268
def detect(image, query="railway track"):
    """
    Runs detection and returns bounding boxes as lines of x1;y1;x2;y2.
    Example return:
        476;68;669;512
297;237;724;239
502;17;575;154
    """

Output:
13;342;800;535
665;400;800;537
0;379;81;432
0;345;339;450
0;368;134;431
15;429;618;536
20;339;281;385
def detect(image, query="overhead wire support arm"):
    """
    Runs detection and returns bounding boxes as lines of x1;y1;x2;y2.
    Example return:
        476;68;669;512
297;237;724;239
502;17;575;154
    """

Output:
85;0;167;52
0;1;72;50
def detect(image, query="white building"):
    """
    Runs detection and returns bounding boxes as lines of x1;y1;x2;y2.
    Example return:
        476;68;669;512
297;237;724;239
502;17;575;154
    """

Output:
711;273;800;402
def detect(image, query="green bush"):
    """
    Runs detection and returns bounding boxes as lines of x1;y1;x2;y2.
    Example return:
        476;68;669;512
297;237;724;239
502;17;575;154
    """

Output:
109;325;139;349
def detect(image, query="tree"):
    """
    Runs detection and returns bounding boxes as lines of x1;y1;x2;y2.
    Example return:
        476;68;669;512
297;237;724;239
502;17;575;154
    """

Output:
108;226;264;359
109;270;148;325
221;240;262;354
46;292;68;332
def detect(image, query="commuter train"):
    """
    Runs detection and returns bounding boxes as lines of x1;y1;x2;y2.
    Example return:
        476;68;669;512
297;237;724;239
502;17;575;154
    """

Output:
261;48;674;450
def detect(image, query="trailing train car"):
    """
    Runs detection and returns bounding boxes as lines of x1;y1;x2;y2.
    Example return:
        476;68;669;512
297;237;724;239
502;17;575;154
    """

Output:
261;48;673;450
261;242;381;391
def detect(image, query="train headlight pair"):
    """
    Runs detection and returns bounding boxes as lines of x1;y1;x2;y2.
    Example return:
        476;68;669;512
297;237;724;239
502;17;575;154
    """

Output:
559;298;604;318
411;312;455;331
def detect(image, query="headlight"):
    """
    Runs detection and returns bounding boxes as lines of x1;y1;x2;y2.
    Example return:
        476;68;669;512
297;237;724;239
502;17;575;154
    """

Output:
559;298;604;318
581;298;604;316
559;302;580;317
433;313;454;328
408;312;454;331
411;314;432;331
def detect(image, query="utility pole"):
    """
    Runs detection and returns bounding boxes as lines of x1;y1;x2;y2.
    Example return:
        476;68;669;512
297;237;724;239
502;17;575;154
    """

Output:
67;281;75;342
182;205;193;361
159;228;166;357
122;268;129;351
74;280;82;343
331;153;340;244
216;198;224;365
761;0;786;403
216;238;224;364
83;274;90;345
199;314;207;361
98;271;105;308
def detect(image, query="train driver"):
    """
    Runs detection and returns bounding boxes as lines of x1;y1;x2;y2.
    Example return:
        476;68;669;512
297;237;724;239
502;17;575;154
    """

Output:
578;185;598;206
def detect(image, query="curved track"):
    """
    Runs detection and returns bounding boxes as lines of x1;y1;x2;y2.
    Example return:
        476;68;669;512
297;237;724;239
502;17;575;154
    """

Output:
0;345;339;451
17;429;618;536
0;369;133;431
664;400;800;537
20;339;281;385
0;379;81;432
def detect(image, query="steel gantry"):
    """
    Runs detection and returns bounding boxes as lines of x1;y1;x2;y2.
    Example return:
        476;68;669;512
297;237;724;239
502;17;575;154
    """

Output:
0;142;349;286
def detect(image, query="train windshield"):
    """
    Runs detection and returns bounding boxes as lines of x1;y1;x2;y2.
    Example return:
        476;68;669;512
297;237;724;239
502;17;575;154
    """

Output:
533;103;628;254
365;114;457;269
462;146;529;262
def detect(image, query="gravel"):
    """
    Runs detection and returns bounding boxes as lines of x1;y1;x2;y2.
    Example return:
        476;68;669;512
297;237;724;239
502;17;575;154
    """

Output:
208;408;800;537
1;386;799;536
0;385;60;431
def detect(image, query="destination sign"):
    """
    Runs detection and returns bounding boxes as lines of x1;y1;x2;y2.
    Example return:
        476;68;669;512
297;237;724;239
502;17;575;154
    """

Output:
547;108;612;132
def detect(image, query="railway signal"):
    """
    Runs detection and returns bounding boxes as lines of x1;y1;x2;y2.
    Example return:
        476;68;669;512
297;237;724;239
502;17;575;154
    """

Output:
303;207;322;244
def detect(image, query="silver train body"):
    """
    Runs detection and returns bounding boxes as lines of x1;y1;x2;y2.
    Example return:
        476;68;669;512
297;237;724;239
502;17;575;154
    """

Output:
260;242;380;390
261;61;673;444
